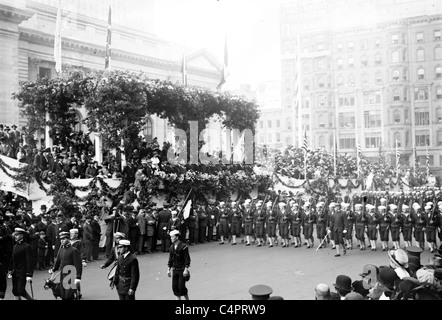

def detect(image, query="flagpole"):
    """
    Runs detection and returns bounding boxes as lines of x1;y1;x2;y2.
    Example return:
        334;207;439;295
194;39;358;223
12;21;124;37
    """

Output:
178;187;194;217
54;0;62;75
105;4;112;71
395;139;399;177
333;129;337;177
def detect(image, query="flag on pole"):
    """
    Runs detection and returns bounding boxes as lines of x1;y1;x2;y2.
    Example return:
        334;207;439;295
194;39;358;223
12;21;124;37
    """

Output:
414;146;419;176
356;141;362;178
180;188;194;220
104;5;112;70
333;130;338;177
54;0;62;74
181;49;187;86
217;35;228;90
395;139;400;176
426;144;430;177
302;130;308;180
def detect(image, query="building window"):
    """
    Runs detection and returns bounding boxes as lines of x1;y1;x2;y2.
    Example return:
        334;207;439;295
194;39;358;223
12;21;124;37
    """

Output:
438;131;442;146
338;95;355;107
375;39;381;48
361;40;368;50
260;134;265;143
364;110;382;128
405;131;409;146
337;58;343;69
318;114;326;128
365;133;382;148
435;30;442;41
392;51;400;63
348;42;354;51
337;43;343;51
392;69;400;81
338;112;355;128
348;74;355;86
391;34;399;44
268;133;272;143
415;133;429;146
276;119;280;128
437;87;442;99
318;76;326;88
393;110;401;124
301;114;310;131
361;56;368;67
415;88;428;100
287;120;292;130
259;121;263;129
404;109;409;123
304;80;310;90
415;111;430;126
319;135;325;147
416;32;424;43
276;132;281;142
417;49;425;62
394;132;401;147
361;73;369;84
417;67;425;80
317;59;325;70
364;91;381;104
435;66;442;79
392;88;400;101
318;95;326;108
144;117;153;142
38;67;51;79
267;120;272;128
436;47;442;60
375;54;382;66
337;75;344;87
340;137;356;149
404;87;408;101
348;57;354;68
438;108;442;123
375;71;382;84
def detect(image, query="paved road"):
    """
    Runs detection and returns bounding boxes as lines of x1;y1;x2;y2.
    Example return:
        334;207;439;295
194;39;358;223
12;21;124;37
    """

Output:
3;240;435;300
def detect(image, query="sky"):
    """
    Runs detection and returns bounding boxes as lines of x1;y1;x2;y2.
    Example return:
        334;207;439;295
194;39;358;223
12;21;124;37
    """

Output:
153;0;282;89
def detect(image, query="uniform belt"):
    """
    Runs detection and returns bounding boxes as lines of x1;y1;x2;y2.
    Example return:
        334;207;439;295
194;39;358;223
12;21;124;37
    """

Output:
119;276;130;282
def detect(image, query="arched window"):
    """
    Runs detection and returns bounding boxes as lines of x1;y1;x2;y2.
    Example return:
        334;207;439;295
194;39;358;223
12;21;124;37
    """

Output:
417;49;425;62
418;67;425;80
392;69;400;81
144;117;153;142
73;110;83;133
392;51;400;63
435;47;442;60
317;76;326;88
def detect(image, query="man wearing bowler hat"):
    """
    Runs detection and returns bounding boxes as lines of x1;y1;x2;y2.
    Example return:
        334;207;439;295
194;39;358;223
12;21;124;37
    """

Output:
328;202;347;257
167;229;191;300
333;274;352;299
8;228;35;300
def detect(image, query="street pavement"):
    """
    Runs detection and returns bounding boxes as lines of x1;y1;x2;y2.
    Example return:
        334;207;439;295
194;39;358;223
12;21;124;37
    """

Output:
3;240;435;300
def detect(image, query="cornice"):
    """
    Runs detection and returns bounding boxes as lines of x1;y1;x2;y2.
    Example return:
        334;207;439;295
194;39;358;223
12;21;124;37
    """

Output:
0;3;32;24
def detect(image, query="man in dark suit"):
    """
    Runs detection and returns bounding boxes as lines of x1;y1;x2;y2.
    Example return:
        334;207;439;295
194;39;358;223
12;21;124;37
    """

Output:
157;205;172;252
114;239;139;300
8;228;35;300
328;203;347;257
49;231;82;300
91;213;102;260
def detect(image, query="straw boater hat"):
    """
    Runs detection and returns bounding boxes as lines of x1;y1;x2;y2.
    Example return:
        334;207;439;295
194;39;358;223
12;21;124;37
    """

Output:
378;205;386;211
388;248;409;269
118;239;131;247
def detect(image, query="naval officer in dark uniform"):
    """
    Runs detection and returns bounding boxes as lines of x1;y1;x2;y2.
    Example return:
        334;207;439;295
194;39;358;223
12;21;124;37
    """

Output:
114;239;139;300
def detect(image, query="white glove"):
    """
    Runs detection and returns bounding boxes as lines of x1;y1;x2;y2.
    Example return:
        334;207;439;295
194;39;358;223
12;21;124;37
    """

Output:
74;279;81;285
82;261;87;267
48;269;54;274
26;277;32;282
343;230;347;234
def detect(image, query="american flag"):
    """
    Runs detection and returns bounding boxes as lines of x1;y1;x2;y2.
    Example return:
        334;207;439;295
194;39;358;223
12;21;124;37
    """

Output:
54;0;62;74
414;146;419;176
104;5;112;70
395;139;400;175
217;35;228;90
301;129;308;154
426;144;430;177
356;142;362;177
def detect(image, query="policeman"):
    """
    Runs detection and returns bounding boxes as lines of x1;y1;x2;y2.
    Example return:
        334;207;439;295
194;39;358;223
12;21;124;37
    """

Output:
249;284;273;300
9;228;34;300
